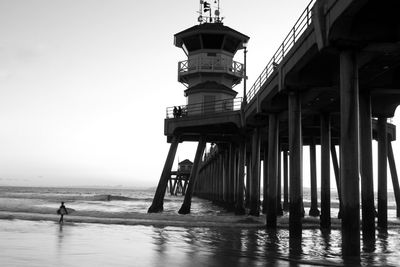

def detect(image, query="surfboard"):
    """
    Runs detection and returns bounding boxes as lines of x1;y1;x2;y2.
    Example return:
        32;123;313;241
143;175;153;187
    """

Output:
57;207;68;215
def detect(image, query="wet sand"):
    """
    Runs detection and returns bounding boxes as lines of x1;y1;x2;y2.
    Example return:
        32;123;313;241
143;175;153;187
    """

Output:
0;219;319;267
1;215;400;267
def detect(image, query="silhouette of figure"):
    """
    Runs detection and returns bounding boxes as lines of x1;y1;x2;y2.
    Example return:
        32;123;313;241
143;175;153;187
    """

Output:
58;202;68;224
177;106;182;117
173;106;178;118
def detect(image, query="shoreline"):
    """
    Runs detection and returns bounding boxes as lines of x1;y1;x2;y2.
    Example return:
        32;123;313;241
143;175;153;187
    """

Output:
1;210;399;230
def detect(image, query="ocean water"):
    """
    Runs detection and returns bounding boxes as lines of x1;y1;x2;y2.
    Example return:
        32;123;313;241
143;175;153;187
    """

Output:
0;186;399;266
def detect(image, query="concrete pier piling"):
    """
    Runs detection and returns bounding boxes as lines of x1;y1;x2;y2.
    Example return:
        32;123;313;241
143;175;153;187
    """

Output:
330;144;342;218
219;153;224;201
340;50;360;257
377;117;388;229
283;150;289;211
228;144;236;208
249;128;261;216
320;113;331;229
179;137;206;214
309;138;320;217
235;141;246;215
267;114;279;227
277;150;283;216
262;148;268;214
388;142;400;218
245;152;251;209
232;145;238;206
224;149;229;203
148;138;179;213
359;92;375;240
289;92;303;237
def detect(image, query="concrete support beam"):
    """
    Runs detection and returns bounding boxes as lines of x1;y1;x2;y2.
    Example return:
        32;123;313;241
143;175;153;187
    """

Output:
202;163;212;198
249;128;261;216
235;140;246;215
169;177;173;195
229;144;237;208
208;159;213;199
277;150;283;216
289;91;303;237
388;142;400;218
212;158;217;201
262;147;268;214
359;92;375;240
209;159;213;200
215;155;219;201
213;158;217;200
245;152;251;208
206;162;212;198
223;150;229;203
148;138;179;213
331;144;342;218
340;50;360;257
233;146;239;205
218;154;224;203
267;114;279;228
206;161;211;200
309;138;320;217
283;150;289;211
320;113;331;229
214;156;218;201
179;137;206;214
377;117;388;229
217;155;222;201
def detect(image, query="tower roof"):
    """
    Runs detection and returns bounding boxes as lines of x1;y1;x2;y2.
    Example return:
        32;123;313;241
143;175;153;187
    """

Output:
179;159;193;165
174;23;249;54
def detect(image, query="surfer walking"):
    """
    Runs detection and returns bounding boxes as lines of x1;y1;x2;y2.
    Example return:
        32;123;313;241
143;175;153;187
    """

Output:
58;202;68;224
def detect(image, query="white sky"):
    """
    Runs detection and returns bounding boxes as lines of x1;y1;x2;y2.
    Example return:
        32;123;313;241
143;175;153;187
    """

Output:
0;0;398;190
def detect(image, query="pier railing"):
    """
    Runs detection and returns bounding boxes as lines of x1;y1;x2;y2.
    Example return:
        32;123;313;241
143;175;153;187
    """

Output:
166;97;242;119
246;0;316;102
178;58;244;78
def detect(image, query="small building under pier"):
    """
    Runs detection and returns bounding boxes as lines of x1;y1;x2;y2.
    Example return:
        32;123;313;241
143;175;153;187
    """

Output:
167;159;193;196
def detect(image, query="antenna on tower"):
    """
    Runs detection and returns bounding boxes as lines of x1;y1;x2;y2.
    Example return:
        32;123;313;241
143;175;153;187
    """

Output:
198;0;203;23
215;0;221;22
197;0;223;24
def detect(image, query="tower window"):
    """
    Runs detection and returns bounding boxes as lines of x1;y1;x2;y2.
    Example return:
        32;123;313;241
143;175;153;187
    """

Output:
223;36;240;53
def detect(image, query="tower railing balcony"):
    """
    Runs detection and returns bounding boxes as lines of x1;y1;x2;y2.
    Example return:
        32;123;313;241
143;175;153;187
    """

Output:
178;58;244;78
166;97;242;119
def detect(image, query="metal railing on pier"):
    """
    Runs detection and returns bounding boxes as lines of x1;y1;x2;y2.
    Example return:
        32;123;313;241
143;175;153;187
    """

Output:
166;97;242;119
246;0;316;102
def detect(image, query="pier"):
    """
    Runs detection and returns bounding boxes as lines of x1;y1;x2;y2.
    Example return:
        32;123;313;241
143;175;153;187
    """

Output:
148;0;400;257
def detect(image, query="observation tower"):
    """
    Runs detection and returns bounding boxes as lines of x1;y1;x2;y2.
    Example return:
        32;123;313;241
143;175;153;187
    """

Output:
174;0;249;116
148;0;249;214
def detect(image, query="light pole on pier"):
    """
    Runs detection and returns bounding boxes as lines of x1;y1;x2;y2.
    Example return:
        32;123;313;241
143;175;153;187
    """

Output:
242;42;248;106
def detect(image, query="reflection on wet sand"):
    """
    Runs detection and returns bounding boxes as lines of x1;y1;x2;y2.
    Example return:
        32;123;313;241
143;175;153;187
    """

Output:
1;219;399;266
149;225;399;266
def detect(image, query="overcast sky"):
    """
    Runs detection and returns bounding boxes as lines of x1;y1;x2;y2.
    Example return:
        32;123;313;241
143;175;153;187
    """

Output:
0;0;398;189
